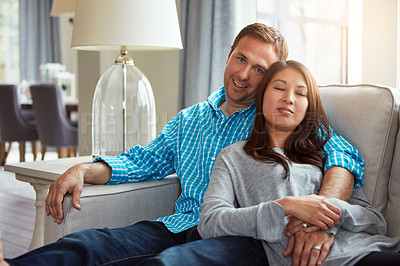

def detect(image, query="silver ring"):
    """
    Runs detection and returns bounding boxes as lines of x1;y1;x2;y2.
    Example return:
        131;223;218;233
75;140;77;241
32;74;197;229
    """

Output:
302;222;308;228
313;246;322;251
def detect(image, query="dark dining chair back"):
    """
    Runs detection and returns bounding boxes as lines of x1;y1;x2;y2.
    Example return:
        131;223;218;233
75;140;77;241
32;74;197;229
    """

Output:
30;84;78;154
0;84;39;164
0;84;38;141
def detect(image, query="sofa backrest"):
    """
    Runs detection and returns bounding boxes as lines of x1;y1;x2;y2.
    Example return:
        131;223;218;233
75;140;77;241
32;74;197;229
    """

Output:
319;84;400;236
386;112;400;237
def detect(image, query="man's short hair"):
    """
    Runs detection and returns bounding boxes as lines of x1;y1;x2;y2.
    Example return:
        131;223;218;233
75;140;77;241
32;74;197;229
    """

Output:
230;23;288;61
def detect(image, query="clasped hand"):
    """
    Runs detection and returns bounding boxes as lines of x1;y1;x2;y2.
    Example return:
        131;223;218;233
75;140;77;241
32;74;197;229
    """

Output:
281;194;341;266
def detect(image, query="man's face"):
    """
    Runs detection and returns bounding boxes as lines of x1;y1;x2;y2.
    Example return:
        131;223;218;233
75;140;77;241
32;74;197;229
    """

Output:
223;35;278;109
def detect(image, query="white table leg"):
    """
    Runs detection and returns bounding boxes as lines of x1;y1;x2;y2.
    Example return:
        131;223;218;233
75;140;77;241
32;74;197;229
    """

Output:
29;183;50;251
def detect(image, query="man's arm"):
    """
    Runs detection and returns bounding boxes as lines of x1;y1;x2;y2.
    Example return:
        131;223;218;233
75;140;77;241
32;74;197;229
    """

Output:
45;162;111;224
45;112;184;224
322;127;365;190
318;166;354;200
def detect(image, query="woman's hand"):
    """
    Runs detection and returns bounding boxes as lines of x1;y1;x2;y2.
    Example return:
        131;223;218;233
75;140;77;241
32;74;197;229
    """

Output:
275;194;341;230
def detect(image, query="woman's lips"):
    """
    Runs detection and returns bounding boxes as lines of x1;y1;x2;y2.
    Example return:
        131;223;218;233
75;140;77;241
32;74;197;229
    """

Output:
277;107;293;114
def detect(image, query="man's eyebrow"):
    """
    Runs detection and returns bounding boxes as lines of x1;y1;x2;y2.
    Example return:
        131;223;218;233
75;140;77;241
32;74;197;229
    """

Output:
235;51;267;70
236;52;247;59
255;64;267;70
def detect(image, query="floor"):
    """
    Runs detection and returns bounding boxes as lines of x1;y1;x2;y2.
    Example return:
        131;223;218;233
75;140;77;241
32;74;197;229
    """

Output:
0;143;58;258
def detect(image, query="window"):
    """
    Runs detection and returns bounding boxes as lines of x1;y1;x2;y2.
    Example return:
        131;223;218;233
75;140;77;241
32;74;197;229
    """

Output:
257;0;349;84
0;0;19;83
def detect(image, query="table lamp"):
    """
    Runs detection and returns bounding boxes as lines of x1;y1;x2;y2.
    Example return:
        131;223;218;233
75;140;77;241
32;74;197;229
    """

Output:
71;0;182;157
50;0;75;23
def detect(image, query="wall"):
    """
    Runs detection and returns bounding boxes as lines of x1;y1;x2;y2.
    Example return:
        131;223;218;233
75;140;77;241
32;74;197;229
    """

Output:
362;0;398;87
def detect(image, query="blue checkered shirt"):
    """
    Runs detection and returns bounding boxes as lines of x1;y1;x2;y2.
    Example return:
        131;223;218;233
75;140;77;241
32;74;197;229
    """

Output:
95;87;364;233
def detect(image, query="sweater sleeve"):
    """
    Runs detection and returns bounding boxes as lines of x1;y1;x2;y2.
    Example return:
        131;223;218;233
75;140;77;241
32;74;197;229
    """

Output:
198;150;286;243
325;188;387;236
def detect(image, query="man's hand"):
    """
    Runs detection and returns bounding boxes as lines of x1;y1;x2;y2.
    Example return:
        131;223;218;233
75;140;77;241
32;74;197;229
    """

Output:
45;162;112;224
45;164;85;224
285;216;320;236
283;230;334;266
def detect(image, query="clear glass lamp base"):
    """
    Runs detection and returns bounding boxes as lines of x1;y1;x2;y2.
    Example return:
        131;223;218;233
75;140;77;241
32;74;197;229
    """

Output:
92;63;156;157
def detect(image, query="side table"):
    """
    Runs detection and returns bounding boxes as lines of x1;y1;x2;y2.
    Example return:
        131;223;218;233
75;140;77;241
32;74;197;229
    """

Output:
4;156;91;250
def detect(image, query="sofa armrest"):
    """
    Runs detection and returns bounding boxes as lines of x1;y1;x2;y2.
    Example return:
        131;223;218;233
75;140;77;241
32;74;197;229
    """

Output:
44;175;180;244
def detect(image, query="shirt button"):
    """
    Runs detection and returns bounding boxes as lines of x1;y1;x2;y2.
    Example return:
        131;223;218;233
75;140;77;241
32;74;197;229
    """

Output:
211;157;216;161
218;136;222;139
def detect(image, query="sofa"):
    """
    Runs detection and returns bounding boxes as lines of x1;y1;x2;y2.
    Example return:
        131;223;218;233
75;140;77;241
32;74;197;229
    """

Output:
44;83;400;245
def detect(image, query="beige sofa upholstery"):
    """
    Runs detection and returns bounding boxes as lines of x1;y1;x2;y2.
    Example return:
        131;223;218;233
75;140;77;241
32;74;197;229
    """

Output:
44;84;400;245
319;84;400;237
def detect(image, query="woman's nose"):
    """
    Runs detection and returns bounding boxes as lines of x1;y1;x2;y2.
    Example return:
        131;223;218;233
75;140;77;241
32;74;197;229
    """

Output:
282;91;294;104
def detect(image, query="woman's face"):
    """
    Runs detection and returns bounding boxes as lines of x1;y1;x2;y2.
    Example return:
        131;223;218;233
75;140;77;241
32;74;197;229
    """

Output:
262;67;309;134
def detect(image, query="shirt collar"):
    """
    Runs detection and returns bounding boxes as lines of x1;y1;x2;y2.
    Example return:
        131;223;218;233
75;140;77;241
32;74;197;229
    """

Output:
207;87;255;114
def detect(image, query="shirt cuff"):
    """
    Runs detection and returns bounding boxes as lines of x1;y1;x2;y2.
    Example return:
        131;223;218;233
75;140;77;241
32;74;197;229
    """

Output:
94;156;129;185
324;151;364;190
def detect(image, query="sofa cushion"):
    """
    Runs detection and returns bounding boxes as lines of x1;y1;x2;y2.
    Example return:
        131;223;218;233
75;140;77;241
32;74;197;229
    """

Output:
319;84;399;215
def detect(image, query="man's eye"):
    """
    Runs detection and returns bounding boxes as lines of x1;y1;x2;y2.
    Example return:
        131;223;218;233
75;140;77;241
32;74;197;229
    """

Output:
238;57;245;63
255;68;264;75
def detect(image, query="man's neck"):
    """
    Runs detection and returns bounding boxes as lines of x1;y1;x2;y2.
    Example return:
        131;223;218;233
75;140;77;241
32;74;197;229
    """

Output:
218;100;249;117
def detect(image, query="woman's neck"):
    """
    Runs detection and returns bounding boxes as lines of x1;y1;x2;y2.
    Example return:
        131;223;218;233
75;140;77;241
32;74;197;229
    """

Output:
269;131;291;149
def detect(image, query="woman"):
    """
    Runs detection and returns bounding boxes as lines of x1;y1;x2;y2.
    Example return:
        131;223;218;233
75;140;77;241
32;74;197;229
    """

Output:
198;60;400;265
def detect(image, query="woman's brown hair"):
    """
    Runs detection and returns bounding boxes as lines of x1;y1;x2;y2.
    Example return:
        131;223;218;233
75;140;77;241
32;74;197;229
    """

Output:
243;60;331;178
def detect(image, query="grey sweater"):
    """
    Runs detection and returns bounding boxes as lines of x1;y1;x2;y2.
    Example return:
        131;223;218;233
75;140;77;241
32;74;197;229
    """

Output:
198;141;400;265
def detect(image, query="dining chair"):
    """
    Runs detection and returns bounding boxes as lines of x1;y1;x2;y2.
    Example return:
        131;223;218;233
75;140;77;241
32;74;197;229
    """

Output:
30;84;78;158
0;84;39;165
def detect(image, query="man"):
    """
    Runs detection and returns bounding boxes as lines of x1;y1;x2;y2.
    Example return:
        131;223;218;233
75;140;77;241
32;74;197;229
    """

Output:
1;23;363;266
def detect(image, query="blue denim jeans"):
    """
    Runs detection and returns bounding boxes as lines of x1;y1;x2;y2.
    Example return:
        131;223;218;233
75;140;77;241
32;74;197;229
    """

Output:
7;221;268;266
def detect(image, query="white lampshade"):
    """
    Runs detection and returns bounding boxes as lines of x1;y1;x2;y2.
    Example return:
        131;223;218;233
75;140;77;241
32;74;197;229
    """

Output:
50;0;76;16
71;0;182;51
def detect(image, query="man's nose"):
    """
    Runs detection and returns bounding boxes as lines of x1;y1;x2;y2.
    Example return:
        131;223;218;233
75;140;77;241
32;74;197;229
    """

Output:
238;65;251;80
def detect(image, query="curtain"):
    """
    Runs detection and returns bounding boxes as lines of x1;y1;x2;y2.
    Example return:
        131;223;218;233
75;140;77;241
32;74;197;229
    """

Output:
179;0;238;109
19;0;61;82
